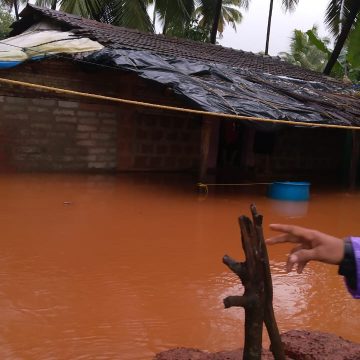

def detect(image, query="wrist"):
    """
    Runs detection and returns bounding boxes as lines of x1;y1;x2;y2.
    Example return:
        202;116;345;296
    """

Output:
338;238;356;290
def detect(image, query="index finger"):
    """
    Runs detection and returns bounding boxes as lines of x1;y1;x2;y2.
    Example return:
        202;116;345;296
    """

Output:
269;224;315;241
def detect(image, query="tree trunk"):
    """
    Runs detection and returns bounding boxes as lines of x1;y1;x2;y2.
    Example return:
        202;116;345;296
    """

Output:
323;3;360;75
13;0;19;21
162;19;168;35
210;0;223;44
152;1;157;28
223;205;285;360
265;0;274;55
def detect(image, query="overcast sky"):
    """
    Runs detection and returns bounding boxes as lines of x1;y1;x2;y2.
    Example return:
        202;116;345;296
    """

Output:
218;0;330;55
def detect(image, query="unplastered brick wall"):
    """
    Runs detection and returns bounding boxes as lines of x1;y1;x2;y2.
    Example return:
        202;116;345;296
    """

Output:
0;58;202;173
115;108;201;171
0;95;118;171
132;110;201;171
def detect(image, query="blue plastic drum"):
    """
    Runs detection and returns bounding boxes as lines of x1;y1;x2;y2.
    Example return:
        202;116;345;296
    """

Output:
268;182;310;201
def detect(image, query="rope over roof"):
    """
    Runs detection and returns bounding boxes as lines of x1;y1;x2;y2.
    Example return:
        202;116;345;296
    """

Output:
7;4;360;129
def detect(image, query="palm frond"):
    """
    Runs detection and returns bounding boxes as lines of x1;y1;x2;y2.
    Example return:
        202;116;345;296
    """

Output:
223;0;249;10
281;0;299;12
196;0;215;28
35;0;54;7
61;0;154;31
221;5;242;31
347;13;360;68
112;0;153;32
154;0;194;34
196;0;243;35
0;0;26;11
324;0;358;37
60;0;103;19
325;0;343;36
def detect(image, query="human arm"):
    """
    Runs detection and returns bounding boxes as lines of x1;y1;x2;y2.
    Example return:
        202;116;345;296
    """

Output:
266;224;359;299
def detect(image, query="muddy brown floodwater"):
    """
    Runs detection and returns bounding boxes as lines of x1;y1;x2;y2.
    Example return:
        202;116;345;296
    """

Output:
0;174;359;360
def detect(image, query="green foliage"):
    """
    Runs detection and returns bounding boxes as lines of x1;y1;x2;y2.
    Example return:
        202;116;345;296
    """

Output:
152;0;245;40
0;0;21;20
195;0;244;36
111;0;153;31
58;0;154;32
347;20;360;69
0;6;13;39
280;26;360;83
305;28;331;54
42;0;246;42
149;0;195;34
29;0;245;41
279;27;331;72
58;0;91;17
35;0;57;9
325;0;358;37
165;15;211;42
305;28;345;76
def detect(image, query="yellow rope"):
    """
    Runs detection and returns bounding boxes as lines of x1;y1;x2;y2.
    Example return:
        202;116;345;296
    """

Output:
0;77;359;130
197;182;272;193
199;182;272;186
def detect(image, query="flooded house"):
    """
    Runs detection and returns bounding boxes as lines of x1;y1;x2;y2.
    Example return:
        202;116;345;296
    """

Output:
0;4;359;185
1;6;360;358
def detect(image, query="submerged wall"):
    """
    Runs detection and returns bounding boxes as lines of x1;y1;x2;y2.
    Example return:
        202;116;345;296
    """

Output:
0;58;347;180
255;127;347;182
217;122;347;184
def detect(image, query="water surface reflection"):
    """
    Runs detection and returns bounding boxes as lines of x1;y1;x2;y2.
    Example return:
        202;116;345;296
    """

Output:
0;174;359;359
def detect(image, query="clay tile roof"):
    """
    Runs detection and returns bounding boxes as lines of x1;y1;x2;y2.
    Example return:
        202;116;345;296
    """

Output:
12;4;339;84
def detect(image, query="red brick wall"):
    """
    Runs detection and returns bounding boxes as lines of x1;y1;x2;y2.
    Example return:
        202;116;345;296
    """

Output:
0;59;201;172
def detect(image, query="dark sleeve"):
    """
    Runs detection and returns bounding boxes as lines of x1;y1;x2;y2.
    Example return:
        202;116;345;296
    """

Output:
338;237;360;299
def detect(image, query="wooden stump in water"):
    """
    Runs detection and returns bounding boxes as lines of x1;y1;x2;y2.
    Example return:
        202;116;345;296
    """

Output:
223;204;285;360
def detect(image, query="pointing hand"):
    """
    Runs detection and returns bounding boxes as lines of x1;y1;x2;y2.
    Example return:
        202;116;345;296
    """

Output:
266;224;345;273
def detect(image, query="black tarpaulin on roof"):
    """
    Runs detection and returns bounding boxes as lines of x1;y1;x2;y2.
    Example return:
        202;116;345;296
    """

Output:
85;48;360;129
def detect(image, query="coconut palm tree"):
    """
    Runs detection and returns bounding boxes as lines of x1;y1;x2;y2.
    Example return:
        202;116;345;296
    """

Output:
35;0;58;10
83;0;153;32
262;0;359;68
33;0;245;40
149;0;195;35
265;0;300;55
210;0;222;43
0;4;14;38
34;0;155;31
280;25;360;83
31;0;246;42
196;0;247;42
324;0;360;74
150;0;246;42
1;0;22;20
